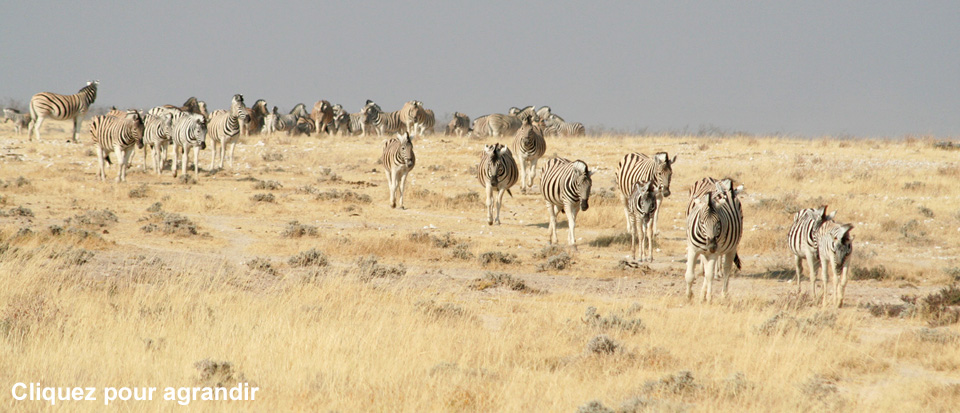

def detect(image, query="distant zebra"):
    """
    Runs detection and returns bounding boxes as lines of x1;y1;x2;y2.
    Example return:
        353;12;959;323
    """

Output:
380;132;416;209
207;94;248;170
509;106;536;122
788;205;836;297
616;152;676;240
350;100;379;136
277;104;308;135
28;80;99;142
399;100;425;137
480;113;522;138
373;106;405;137
511;116;547;194
171;113;207;178
141;112;175;175
470;115;491;138
535;106;552;121
817;220;854;308
684;177;743;302
162;97;206;116
627;181;659;262
313;100;334;135
3;108;31;135
421;108;436;135
241;99;268;137
446;112;470;138
540;157;594;248
89;110;144;182
331;104;351;136
262;106;280;134
544;114;585;137
292;117;316;136
477;143;519;225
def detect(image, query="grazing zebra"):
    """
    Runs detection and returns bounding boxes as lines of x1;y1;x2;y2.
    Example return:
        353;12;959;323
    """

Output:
399;100;425;137
477;143;519;225
3;108;31;135
788;205;837;297
207;94;248;170
331;104;351;135
28;80;99;142
616;152;676;240
89;110;145;182
171;112;208;178
817;221;854;308
262;106;280;134
421;108;436;135
446;112;470;138
380;132;416;209
684;178;743;302
627;181;659;262
312;100;334;135
141;112;175;175
540;157;594;248
511;116;547;194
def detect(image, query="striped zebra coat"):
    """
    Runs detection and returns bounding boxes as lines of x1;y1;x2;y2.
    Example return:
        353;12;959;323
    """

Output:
627;181;659;262
616;152;676;239
446;112;470;138
684;178;743;302
171;112;207;179
313;100;334;135
207;94;248;170
141;112;175;175
421;109;436;135
473;113;522;138
29;80;98;142
817;221;854;308
540;157;594;248
373;107;405;137
89;110;144;182
511;116;547;194
262;107;280;134
399;100;425;137
380;132;416;209
788;206;836;297
477;143;519;225
331;104;351;136
544;119;586;137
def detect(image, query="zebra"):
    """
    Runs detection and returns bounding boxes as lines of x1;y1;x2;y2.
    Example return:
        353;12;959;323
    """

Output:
687;177;743;281
372;106;406;137
511;116;547;194
292;117;316;136
446;112;470;138
470;115;491;138
544;114;586;137
207;94;248;170
509;106;537;122
141;112;175;175
28;80;99;142
331;104;351;135
817;221;854;308
480;113;522;138
3;108;31;135
89;110;144;182
788;205;837;297
535;106;552;121
540;157;594;249
627;181;659;262
240;99;268;137
477;143;519;225
277;104;308;135
162;97;205;115
684;177;743;302
616;152;676;240
262;106;280;134
171;112;207;179
106;107;125;118
399;100;425;137
380;131;416;209
421;108;436;135
312;100;334;135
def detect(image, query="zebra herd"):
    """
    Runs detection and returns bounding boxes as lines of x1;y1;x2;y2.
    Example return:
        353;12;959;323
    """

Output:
9;82;856;307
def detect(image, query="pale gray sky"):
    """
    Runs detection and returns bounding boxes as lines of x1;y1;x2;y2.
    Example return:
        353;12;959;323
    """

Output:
3;1;958;137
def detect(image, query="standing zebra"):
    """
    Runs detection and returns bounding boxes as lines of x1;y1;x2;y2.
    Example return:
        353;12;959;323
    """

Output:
399;100;425;137
262;106;280;134
627;181;659;262
141;112;175;175
421;108;436;135
208;94;248;170
788;205;837;297
684;178;743;302
540;157;594;249
446;112;470;138
89;110;144;182
349;100;379;136
817;221;854;308
477;143;519;225
313;100;334;135
171;112;208;178
373;106;406;137
380;132;416;209
616;152;676;240
477;113;522;138
28;80;99;142
331;104;351;135
544;114;586;137
241;99;268;137
512;116;547;194
3;108;31;135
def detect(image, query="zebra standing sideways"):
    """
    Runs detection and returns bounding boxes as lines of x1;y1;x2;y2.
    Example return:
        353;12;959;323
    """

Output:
141;112;175;175
380;132;416;209
3;108;31;135
616;152;676;239
171;113;207;178
788;205;836;297
89;110;144;182
512;116;547;194
817;221;854;308
540;157;594;249
684;178;743;302
208;94;248;170
373;105;405;137
627;181;659;262
29;80;99;142
477;143;519;225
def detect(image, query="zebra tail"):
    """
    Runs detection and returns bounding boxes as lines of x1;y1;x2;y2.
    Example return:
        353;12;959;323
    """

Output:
733;254;742;270
506;188;513;198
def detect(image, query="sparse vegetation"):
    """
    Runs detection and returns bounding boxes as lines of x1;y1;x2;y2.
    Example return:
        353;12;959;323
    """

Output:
478;250;519;266
139;211;201;236
280;220;318;238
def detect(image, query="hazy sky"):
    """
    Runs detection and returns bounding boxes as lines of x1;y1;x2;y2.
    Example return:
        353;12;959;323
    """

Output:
3;1;958;137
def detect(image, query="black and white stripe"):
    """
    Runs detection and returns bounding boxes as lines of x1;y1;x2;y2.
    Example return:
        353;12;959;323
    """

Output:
476;113;522;138
616;152;676;239
788;206;836;297
544;115;585;137
28;80;98;142
627;181;659;262
540;157;594;248
477;143;519;225
684;177;743;302
207;94;248;170
373;105;406;137
511;116;547;194
171;112;207;178
141;112;175;175
380;132;416;209
89;110;144;182
817;221;854;308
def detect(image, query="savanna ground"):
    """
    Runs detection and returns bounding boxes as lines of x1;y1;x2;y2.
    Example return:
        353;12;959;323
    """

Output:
1;119;959;412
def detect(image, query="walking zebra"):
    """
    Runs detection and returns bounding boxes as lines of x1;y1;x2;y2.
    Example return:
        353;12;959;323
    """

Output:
446;112;470;138
28;80;99;142
313;100;334;135
512;116;547;194
616;152;676;240
171;112;208;178
540;157;594;248
477;143;519;225
788;206;837;297
208;94;248;170
684;177;743;302
380;132;416;209
141;112;175;175
399;100;425;137
817;221;854;308
627;181;659;262
3;108;31;135
89;110;144;182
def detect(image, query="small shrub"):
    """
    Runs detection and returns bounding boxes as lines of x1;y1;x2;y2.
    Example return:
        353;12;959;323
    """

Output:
918;206;935;218
586;334;619;355
642;370;701;396
478;251;519;266
253;180;282;190
583;306;645;333
356;255;406;281
177;174;197;185
128;184;149;198
904;285;960;327
588;232;631;248
756;311;837;336
288;249;328;268
415;300;469;321
261;152;284;162
251;193;276;203
315;189;371;204
9;206;33;217
852;265;889;281
69;209;118;228
316;167;340;182
281;220;318;238
48;247;94;266
576;401;614;413
538;252;571;271
246;257;278;276
194;359;247;388
146;202;163;212
139;212;200;236
903;181;925;190
469;272;536;293
450;244;474;260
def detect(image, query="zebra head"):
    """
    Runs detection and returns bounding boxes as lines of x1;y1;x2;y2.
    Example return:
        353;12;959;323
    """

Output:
160;112;175;139
81;80;99;102
396;132;415;168
654;152;677;198
124;110;146;149
483;143;504;179
571;160;594;211
832;224;854;267
231;94;248;121
191;113;208;150
631;181;659;223
693;192;722;253
362;102;381;124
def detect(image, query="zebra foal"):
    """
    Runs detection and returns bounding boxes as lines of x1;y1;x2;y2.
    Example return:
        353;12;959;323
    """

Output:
616;152;676;239
540;157;594;249
477;143;519;225
89;110;144;182
788;206;837;297
380;132;416;209
627;181;659;262
817;221;854;308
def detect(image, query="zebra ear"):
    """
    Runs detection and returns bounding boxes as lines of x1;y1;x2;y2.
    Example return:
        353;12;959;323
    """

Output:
826;209;838;220
671;154;677;164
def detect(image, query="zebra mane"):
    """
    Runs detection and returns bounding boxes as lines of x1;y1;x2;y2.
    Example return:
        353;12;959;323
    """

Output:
571;160;589;175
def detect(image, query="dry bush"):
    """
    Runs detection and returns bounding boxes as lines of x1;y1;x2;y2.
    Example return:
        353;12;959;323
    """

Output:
253;179;282;190
469;272;537;293
902;284;960;326
281;220;318;238
582;306;645;333
589;232;631;248
261;152;284;162
68;209;118;228
128;183;149;198
356;255;406;281
246;257;278;276
194;359;250;388
478;251;519;267
251;193;276;203
315;189;371;204
585;334;620;355
288;249;328;267
139;212;201;236
755;311;837;336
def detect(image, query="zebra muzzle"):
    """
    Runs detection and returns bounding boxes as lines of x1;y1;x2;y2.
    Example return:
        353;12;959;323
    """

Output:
199;142;207;150
581;200;589;211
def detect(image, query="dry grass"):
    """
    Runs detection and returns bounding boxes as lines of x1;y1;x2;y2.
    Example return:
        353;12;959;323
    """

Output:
1;124;960;411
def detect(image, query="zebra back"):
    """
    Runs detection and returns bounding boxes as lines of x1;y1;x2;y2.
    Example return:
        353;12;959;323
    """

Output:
789;206;835;258
90;110;145;150
486;113;522;137
30;80;98;121
374;109;405;135
381;132;416;171
617;152;676;202
422;109;435;134
540;157;594;211
478;143;519;190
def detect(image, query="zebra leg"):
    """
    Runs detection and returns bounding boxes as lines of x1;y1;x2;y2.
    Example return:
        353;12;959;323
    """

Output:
209;140;218;171
143;146;149;172
721;251;735;299
96;146;106;181
182;145;190;178
645;219;655;262
32;116;45;142
702;255;717;303
653;196;662;237
517;158;527;194
495;187;506;225
794;255;804;295
630;213;638;261
547;203;559;244
218;139;227;169
172;145;179;178
193;146;201;178
386;168;397;208
818;259;830;308
684;246;698;300
565;205;579;249
228;140;237;169
154;145;163;175
398;169;410;209
837;264;849;308
72;116;82;143
804;251;819;299
485;183;494;225
114;146;125;182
